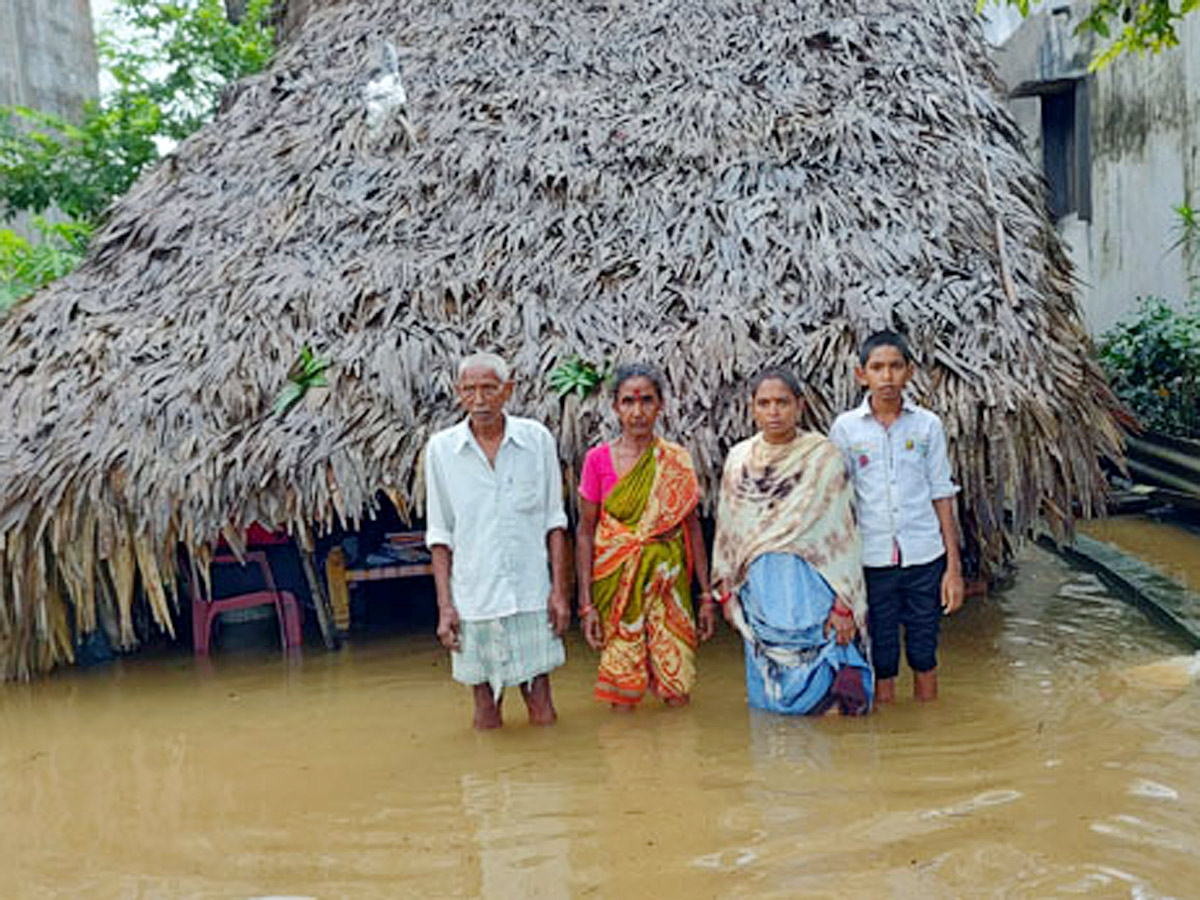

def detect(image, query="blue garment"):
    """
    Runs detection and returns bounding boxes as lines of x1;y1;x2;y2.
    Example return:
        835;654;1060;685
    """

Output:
739;553;874;715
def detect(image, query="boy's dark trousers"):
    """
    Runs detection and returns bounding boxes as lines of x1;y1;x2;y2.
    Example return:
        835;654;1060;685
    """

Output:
864;555;946;679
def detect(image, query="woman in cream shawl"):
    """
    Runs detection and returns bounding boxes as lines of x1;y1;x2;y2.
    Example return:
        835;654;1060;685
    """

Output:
712;368;873;715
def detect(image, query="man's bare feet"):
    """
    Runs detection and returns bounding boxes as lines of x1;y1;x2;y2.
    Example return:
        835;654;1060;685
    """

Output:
914;669;938;702
520;675;558;726
610;703;636;713
472;684;503;730
664;695;690;708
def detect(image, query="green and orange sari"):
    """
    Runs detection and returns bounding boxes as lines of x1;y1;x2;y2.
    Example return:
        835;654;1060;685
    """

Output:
591;438;701;706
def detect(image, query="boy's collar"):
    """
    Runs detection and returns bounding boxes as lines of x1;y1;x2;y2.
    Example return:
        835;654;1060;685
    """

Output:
855;394;916;417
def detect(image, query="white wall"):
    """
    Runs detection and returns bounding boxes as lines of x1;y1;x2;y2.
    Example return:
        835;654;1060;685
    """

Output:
0;0;98;117
993;3;1199;335
980;0;1048;46
1086;29;1196;331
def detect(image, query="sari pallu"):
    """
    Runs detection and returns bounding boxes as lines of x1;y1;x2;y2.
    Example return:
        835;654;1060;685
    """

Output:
591;439;700;705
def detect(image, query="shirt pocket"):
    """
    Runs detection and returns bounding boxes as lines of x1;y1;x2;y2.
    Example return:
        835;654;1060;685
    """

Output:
508;473;542;513
849;441;877;473
896;435;930;480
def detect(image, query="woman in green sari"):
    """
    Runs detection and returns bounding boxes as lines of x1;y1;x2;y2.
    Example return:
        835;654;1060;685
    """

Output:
575;364;717;708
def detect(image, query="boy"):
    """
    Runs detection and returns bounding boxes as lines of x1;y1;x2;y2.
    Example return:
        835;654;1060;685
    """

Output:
830;331;964;702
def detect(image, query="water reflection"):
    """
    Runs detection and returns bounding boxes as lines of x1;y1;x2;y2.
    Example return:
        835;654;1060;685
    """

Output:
1081;516;1200;593
1;546;1198;897
460;768;573;898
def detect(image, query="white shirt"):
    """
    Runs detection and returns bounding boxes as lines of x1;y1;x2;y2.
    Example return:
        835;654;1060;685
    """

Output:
829;396;959;568
423;415;568;621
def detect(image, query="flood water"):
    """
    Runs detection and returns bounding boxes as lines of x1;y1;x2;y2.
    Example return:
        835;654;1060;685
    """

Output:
2;545;1199;899
1081;515;1200;594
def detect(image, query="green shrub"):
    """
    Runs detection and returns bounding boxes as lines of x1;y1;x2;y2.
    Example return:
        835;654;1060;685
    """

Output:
0;0;276;316
1097;296;1200;438
1;1;275;228
0;219;93;312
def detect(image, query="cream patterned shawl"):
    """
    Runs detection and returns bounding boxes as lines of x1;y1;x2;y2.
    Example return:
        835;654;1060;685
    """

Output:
711;431;866;628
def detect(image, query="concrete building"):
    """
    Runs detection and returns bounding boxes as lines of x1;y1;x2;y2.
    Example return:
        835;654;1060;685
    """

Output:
0;0;99;237
0;0;99;117
991;2;1200;334
981;1;1031;46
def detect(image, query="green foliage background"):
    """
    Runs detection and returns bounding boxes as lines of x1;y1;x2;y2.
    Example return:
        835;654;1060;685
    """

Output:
1098;298;1200;438
0;219;93;312
984;0;1198;68
0;0;275;311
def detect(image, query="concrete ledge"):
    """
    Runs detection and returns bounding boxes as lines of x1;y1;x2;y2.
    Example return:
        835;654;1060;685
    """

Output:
1045;534;1200;649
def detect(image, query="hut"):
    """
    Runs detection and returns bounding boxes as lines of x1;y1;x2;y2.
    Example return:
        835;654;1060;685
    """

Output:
0;0;1123;679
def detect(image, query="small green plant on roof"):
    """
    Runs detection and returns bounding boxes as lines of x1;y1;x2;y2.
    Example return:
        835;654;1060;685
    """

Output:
548;356;610;400
1097;296;1200;438
273;345;332;416
0;219;93;313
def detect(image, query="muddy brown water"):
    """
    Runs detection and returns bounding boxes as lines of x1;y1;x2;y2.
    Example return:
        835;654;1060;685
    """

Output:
1080;516;1200;594
2;545;1199;899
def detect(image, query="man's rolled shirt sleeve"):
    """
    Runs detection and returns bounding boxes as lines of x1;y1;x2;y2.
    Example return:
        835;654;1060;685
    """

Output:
424;440;454;549
541;428;569;533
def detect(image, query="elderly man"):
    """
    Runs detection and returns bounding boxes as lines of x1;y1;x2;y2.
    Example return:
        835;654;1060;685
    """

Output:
423;352;571;729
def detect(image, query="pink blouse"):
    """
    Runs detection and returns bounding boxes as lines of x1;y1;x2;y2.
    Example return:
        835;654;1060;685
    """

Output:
579;443;620;504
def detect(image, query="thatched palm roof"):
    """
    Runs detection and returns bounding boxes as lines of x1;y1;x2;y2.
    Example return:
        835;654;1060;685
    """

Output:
0;0;1122;678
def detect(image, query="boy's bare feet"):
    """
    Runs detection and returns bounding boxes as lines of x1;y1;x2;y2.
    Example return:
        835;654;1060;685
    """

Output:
914;669;938;702
875;677;896;704
664;695;690;708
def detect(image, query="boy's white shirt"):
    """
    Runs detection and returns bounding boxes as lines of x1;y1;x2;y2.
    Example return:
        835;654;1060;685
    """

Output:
829;395;959;569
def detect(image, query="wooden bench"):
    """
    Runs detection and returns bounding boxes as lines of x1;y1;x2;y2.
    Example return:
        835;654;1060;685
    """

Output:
324;532;433;633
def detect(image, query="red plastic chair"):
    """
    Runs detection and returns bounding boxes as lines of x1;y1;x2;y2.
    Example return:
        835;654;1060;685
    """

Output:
192;551;303;655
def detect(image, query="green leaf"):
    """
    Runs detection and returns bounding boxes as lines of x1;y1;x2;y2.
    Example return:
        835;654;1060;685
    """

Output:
548;356;609;399
992;0;1195;68
273;343;333;416
1097;295;1200;438
0;218;93;312
1;0;275;230
271;383;306;416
